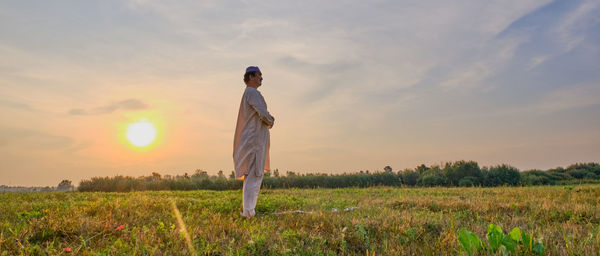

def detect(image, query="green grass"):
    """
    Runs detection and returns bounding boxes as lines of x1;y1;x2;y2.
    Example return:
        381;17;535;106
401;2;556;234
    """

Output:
1;185;599;255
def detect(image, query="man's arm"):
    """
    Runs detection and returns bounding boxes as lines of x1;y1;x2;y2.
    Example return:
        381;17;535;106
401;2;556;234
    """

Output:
247;90;275;127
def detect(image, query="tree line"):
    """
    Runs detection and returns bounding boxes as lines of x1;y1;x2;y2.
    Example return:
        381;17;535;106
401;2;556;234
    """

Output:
77;161;600;192
1;180;75;192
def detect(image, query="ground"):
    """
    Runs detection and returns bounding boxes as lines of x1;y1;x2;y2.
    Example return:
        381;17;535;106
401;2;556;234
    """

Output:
1;185;599;255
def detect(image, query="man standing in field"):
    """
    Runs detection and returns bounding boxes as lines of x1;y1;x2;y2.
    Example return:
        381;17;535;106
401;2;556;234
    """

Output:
233;66;274;218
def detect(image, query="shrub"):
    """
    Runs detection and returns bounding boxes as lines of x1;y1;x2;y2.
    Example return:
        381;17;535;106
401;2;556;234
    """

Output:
442;160;482;186
458;176;478;187
419;174;447;187
521;170;557;185
400;170;420;186
566;169;589;179
485;164;521;186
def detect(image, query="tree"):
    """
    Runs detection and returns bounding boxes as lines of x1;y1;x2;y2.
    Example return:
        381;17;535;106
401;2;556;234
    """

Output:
521;170;556;185
384;166;393;173
57;180;74;191
486;164;520;186
192;169;207;179
419;174;447;186
567;169;588;179
401;169;420;186
443;160;482;186
416;164;430;174
418;166;447;186
458;176;478;187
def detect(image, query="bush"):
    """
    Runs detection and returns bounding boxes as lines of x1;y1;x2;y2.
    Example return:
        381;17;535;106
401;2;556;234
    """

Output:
593;165;600;175
420;174;447;187
401;170;420;186
521;170;556;185
458;176;479;187
443;160;482;186
484;164;521;186
567;169;589;179
567;162;599;172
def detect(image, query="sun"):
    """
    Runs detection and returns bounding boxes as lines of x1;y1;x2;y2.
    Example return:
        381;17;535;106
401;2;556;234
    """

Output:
126;119;157;147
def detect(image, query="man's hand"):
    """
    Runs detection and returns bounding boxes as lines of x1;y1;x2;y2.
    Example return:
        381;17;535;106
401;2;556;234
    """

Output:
267;116;274;129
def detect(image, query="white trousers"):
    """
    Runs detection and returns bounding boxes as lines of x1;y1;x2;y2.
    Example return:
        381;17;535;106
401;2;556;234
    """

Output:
242;173;264;217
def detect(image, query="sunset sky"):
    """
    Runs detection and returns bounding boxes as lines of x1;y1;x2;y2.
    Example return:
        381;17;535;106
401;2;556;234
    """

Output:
1;0;599;186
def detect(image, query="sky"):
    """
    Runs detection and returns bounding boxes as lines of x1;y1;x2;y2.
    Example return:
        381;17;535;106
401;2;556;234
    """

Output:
1;0;599;186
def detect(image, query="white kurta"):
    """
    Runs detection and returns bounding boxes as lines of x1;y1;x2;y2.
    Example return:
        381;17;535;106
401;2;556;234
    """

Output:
233;86;274;180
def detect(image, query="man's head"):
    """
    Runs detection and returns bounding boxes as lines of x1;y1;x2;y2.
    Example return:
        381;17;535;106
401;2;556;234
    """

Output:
244;66;263;88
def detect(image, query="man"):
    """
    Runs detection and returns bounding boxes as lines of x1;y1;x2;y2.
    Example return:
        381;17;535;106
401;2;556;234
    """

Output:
233;66;274;218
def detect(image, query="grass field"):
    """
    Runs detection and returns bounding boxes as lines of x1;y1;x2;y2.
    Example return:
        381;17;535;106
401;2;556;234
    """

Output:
1;185;599;255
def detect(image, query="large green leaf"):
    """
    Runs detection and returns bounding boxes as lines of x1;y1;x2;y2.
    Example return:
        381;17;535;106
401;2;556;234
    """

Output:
508;227;522;242
487;223;503;234
458;228;482;255
502;234;517;253
487;224;504;252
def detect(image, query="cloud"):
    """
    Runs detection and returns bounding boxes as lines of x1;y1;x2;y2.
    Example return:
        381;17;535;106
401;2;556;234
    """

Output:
437;37;523;91
0;126;73;150
528;55;549;70
533;81;600;113
276;55;363;102
554;0;599;52
69;99;149;115
0;99;33;111
66;141;93;153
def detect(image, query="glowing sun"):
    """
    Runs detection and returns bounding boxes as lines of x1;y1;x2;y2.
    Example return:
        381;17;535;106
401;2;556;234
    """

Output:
126;120;157;147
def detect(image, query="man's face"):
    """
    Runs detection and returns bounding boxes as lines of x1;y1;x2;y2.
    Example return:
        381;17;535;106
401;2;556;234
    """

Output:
249;72;263;87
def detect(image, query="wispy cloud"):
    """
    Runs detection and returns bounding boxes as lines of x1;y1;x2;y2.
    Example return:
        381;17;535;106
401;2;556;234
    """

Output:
0;99;33;111
0;127;73;150
534;81;600;113
69;99;149;115
438;37;523;91
527;55;549;70
555;0;599;51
